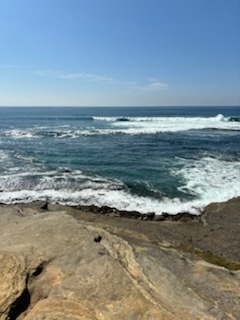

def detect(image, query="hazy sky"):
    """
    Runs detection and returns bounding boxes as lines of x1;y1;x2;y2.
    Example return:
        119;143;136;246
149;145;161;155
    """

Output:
0;0;239;106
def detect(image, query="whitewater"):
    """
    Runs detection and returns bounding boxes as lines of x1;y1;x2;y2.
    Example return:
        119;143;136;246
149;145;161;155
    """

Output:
0;106;239;215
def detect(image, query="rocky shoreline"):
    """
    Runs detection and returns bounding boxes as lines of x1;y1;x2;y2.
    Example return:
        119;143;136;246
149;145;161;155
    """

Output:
0;198;239;319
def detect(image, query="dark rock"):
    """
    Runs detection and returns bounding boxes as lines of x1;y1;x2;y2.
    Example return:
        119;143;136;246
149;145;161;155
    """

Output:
94;235;102;243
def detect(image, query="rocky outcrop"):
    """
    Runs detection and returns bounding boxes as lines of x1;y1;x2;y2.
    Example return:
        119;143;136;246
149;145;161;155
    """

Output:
0;200;239;319
0;253;28;319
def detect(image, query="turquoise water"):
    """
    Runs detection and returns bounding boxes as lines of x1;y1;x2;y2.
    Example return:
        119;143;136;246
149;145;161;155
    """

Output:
0;106;239;215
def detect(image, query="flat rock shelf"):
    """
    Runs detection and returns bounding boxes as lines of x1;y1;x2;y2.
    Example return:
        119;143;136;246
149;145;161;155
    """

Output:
0;198;239;319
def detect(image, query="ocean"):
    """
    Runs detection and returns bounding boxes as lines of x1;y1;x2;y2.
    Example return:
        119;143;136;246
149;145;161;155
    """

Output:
0;106;239;215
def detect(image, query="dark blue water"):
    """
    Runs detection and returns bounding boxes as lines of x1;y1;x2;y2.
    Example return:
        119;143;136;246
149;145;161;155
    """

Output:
0;106;239;214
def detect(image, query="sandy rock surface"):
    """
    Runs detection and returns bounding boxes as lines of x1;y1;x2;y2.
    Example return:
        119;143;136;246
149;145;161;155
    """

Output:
0;199;239;319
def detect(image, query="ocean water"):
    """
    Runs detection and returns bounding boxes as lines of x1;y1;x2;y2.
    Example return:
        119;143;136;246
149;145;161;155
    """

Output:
0;106;239;215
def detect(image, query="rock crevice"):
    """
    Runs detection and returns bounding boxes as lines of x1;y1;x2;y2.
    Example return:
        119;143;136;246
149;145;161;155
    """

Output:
7;288;30;320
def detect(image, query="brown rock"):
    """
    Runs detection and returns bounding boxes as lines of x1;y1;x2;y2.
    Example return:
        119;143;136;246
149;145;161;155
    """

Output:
0;253;28;320
0;200;239;319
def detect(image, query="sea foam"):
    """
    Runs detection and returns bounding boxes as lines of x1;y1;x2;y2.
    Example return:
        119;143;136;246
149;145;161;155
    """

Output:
0;155;239;215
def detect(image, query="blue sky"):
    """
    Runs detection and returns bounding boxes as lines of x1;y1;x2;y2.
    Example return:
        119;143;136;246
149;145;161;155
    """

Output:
0;0;239;106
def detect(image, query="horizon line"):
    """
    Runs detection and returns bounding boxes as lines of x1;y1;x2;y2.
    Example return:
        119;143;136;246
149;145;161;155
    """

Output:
0;105;240;108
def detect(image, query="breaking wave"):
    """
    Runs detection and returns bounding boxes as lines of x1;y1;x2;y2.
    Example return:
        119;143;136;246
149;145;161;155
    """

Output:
1;114;239;139
0;155;239;215
173;156;240;205
94;114;232;123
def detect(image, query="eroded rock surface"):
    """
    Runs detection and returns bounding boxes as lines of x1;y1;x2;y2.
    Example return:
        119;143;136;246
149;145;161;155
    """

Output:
0;253;27;319
0;199;239;319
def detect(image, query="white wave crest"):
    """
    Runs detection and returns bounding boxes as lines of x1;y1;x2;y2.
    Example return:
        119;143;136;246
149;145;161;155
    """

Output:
5;129;37;139
90;114;240;135
0;187;203;215
215;114;227;121
0;168;200;214
110;114;239;133
173;156;240;205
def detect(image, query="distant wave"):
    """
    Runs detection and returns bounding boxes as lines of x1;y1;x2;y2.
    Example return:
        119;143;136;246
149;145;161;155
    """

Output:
28;116;95;122
98;114;240;134
4;130;37;139
93;114;232;123
1;114;239;139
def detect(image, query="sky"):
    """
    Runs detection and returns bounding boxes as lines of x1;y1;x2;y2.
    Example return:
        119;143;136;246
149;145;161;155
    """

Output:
0;0;239;107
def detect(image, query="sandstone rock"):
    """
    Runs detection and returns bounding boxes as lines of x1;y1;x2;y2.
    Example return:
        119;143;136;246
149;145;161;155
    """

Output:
0;201;239;319
0;253;27;320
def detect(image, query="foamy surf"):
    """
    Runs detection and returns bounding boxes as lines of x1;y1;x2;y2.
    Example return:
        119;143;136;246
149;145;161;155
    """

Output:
0;183;237;215
0;154;239;215
0;188;200;215
110;114;240;133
